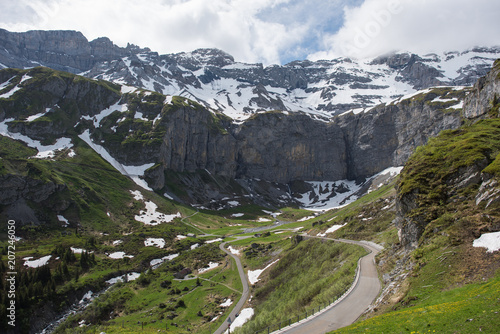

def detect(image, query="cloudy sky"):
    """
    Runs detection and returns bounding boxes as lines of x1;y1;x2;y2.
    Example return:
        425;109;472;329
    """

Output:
1;0;500;65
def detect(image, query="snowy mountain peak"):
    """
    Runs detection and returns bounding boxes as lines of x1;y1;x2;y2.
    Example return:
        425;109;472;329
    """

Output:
1;29;499;121
83;46;500;121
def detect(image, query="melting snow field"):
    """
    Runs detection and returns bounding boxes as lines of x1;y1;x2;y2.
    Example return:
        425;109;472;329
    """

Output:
205;238;223;244
297;166;403;211
135;201;181;225
248;259;279;285
57;215;69;227
108;252;134;259
106;272;140;285
0;118;73;158
144;238;166;248
79;130;154;190
70;247;88;254
317;224;346;237
150;253;179;269
225;308;254;333
228;246;240;255
130;190;181;225
220;299;233;307
198;262;220;274
473;232;500;253
24;255;51;268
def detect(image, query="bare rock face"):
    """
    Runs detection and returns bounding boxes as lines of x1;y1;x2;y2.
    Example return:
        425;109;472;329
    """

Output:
234;112;347;183
0;29;148;73
157;105;237;178
463;60;500;119
371;53;445;89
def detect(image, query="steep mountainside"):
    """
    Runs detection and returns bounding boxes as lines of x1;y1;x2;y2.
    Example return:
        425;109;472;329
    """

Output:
1;29;499;119
0;29;149;74
395;60;500;250
0;66;466;216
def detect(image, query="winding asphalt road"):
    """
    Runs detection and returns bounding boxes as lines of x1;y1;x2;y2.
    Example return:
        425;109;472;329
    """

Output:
274;237;383;334
214;241;250;334
213;234;383;334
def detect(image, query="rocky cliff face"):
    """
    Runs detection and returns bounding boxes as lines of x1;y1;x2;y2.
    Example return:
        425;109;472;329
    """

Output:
463;60;500;119
233;90;462;185
0;67;467;210
0;29;149;74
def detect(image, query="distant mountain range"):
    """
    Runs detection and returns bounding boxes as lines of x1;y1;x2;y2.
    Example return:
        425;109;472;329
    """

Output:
1;28;499;120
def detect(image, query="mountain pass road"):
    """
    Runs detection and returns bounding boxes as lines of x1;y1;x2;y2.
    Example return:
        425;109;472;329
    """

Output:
274;237;383;334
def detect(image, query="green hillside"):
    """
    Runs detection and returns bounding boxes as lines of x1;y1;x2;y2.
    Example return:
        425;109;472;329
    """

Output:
330;115;500;333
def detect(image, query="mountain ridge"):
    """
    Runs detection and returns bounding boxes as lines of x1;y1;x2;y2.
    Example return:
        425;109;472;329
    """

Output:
1;29;499;120
0;29;498;213
0;66;466;213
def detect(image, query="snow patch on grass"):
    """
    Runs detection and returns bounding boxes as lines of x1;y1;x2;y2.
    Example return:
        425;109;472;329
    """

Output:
205;238;223;244
134;201;181;225
248;259;279;285
225;308;254;333
473;232;500;253
144;238;166;248
106;272;140;285
220;299;233;307
198;262;220;273
228;246;240;255
24;255;51;268
108;252;134;259
317;224;346;237
150;253;179;269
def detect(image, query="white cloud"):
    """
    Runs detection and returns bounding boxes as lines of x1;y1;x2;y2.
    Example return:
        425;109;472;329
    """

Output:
309;0;500;60
0;0;309;65
1;0;499;64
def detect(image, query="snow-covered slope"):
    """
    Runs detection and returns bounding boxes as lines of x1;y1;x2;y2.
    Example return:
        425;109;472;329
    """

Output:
0;29;498;120
83;47;500;120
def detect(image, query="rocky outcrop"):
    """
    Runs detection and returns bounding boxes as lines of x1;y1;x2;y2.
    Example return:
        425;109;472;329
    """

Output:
0;173;70;225
157;105;237;178
0;67;121;139
0;29;149;73
372;53;445;89
234;112;347;183
463;60;500;119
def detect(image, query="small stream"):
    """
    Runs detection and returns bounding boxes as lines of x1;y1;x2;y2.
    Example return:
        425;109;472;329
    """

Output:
40;272;139;334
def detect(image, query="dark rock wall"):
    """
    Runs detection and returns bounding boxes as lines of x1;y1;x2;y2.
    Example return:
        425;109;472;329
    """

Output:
0;29;148;73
